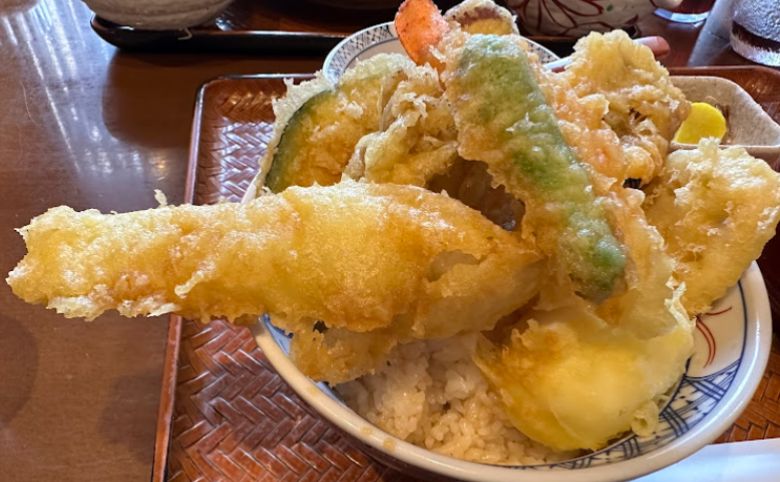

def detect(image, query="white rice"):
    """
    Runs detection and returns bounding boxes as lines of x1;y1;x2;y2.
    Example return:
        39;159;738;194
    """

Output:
337;334;572;465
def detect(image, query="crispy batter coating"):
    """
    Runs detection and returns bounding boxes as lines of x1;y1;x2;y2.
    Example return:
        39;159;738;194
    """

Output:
475;293;693;451
530;36;683;338
7;181;542;382
8;0;780;452
443;32;626;302
258;73;332;188
595;190;680;339
560;31;689;185
343;61;458;186
644;140;780;314
290;325;402;384
292;230;545;383
536;61;632;194
260;54;417;191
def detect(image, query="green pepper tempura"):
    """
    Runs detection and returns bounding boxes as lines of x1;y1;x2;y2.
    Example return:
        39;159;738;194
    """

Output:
445;34;626;301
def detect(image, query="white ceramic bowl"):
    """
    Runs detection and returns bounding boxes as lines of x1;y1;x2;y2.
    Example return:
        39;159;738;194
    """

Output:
252;265;771;482
504;0;682;37
247;22;774;482
83;0;232;30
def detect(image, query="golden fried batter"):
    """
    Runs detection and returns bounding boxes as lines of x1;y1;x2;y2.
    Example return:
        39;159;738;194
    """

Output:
7;181;542;382
258;54;420;192
585;188;680;339
645;140;780;314
442;32;627;302
344;61;458;186
290;325;403;384
8;0;780;453
475;293;693;451
560;31;689;184
529;38;684;338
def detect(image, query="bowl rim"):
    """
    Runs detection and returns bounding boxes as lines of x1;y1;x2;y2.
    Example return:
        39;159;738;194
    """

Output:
322;21;560;84
251;262;772;482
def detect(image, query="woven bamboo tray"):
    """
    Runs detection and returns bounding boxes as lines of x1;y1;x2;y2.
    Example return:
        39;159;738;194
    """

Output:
156;67;780;481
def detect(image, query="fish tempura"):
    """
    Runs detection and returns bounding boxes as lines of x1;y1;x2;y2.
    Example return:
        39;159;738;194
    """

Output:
7;181;542;382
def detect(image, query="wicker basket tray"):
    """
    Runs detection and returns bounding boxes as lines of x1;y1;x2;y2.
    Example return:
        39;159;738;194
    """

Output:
157;67;780;481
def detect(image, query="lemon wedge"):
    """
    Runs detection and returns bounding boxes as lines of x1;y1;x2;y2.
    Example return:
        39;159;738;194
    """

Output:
673;102;727;144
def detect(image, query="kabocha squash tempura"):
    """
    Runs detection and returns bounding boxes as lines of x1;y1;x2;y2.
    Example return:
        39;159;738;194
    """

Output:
7;0;780;463
262;54;460;192
262;55;419;191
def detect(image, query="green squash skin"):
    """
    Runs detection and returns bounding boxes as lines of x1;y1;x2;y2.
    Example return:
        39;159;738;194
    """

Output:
265;54;417;193
450;35;626;301
265;90;336;193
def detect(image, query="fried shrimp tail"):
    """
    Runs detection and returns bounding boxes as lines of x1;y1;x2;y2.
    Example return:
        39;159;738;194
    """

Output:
7;181;542;382
395;0;518;68
395;0;449;66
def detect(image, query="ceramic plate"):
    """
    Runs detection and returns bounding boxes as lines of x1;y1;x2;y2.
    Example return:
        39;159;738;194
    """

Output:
671;76;780;161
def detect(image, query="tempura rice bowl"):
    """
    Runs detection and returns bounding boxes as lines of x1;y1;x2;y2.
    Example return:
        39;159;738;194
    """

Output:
242;13;775;482
251;262;771;482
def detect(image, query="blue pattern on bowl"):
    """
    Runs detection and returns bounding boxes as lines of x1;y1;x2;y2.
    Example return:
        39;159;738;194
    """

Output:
323;21;560;83
263;276;761;469
251;25;773;478
525;282;749;469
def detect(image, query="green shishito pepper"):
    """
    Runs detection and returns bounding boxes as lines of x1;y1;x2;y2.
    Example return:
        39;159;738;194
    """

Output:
447;34;626;301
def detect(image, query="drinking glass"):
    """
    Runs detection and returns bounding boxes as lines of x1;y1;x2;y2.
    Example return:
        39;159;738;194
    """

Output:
730;0;780;66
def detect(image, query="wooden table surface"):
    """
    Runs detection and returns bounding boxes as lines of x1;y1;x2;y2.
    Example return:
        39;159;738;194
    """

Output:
0;0;772;480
